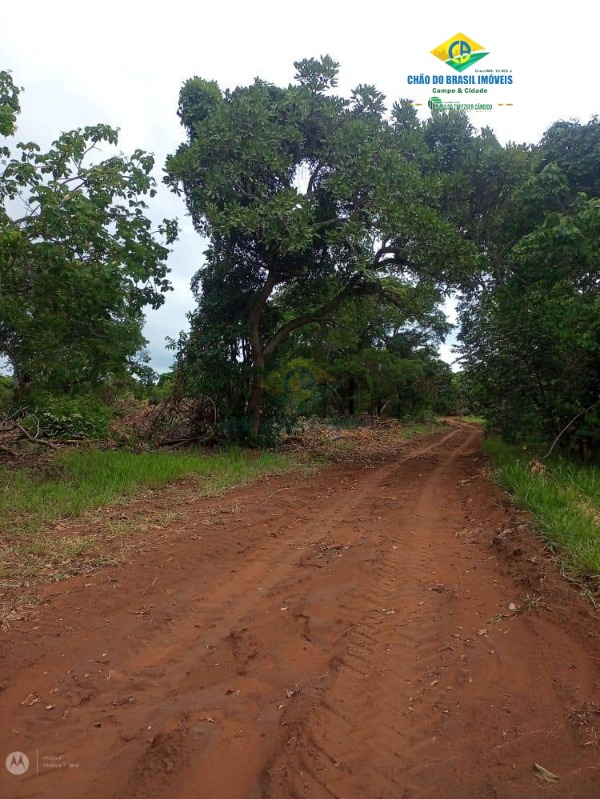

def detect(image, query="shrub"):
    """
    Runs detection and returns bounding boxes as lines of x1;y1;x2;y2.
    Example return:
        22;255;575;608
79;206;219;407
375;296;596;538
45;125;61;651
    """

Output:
29;396;114;440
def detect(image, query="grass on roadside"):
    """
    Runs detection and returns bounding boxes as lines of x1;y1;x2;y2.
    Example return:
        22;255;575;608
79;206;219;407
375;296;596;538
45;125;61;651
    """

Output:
0;447;299;584
484;437;600;591
404;420;447;437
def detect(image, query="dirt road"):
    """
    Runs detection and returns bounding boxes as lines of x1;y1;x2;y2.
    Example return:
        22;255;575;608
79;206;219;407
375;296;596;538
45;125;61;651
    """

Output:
1;426;599;798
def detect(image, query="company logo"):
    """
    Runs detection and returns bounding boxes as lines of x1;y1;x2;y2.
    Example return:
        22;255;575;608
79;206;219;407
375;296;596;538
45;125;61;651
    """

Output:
431;33;489;72
5;751;29;775
428;97;492;112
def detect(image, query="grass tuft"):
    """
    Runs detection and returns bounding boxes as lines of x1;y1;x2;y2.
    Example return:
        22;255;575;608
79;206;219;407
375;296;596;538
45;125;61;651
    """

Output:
484;437;600;588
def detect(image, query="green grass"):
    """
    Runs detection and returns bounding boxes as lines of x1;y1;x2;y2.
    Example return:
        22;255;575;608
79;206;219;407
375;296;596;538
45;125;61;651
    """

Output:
405;420;449;437
457;415;485;424
484;437;600;589
0;447;299;584
1;447;296;534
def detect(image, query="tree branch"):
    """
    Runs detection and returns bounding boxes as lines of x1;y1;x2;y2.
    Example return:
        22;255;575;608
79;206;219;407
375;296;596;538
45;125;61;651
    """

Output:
306;159;327;196
263;275;378;359
378;288;411;313
374;246;402;265
12;423;58;448
248;251;278;357
542;399;600;460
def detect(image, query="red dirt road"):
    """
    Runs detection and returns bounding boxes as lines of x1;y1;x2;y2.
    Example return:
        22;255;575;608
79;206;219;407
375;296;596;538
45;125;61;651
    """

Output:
1;426;599;798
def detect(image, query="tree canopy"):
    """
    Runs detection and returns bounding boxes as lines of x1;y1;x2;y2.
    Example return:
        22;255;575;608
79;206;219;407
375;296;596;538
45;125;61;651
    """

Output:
165;57;476;436
0;70;178;402
2;62;598;457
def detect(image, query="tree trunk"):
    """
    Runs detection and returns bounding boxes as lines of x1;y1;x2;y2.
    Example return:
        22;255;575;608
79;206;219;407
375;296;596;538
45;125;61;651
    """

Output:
348;376;356;416
13;368;31;403
249;354;265;438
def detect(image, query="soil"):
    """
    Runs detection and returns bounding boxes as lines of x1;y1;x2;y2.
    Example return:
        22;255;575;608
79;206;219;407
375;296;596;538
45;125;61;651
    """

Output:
0;424;599;798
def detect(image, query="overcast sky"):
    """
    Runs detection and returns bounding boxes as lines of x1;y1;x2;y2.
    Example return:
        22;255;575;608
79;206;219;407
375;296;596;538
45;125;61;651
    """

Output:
1;1;597;373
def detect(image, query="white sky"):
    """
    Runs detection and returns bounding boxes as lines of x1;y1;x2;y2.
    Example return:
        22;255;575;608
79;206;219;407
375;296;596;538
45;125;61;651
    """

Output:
1;0;597;373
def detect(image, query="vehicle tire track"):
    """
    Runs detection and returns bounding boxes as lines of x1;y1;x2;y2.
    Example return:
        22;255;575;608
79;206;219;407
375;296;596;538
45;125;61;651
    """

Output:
263;431;479;799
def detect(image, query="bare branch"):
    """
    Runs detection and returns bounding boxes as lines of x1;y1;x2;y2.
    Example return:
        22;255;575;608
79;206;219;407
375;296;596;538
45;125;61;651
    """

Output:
542;399;600;460
14;422;58;448
306;159;326;196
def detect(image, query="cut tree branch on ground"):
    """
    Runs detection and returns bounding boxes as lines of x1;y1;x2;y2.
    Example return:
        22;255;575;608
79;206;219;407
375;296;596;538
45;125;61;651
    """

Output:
12;423;58;448
0;418;87;451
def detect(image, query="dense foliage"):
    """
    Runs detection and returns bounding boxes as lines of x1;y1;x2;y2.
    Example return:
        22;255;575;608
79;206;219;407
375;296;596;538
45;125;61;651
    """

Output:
0;70;178;406
458;117;600;456
2;62;598;456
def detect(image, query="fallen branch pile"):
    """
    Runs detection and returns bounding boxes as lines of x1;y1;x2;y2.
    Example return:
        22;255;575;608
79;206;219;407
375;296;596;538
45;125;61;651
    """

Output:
109;396;219;448
0;411;79;458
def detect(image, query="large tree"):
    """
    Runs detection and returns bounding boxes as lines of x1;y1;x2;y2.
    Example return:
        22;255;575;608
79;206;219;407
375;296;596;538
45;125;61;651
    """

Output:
165;57;474;435
0;71;178;400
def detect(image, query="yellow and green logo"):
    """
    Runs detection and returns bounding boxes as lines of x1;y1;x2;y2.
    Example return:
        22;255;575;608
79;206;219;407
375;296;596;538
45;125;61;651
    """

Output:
431;33;489;73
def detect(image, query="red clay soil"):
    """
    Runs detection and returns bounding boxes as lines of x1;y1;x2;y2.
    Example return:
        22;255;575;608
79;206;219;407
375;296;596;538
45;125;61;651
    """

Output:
1;426;599;798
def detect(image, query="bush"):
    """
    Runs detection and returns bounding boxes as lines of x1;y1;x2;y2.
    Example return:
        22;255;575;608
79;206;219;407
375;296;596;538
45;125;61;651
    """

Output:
28;396;114;440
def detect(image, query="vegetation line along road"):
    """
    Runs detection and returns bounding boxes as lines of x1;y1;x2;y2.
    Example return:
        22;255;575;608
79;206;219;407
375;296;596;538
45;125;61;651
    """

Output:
485;437;600;593
0;448;296;585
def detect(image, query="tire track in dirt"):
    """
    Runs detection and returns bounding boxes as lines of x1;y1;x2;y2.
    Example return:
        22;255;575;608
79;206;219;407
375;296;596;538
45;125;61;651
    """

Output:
264;430;479;799
1;425;599;799
113;433;466;799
